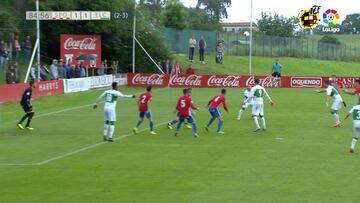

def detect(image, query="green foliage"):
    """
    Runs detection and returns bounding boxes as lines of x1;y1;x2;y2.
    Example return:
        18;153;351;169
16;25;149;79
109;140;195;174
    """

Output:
196;0;231;20
341;14;360;34
160;0;188;30
23;0;171;72
318;35;341;45
187;8;221;31
257;12;297;37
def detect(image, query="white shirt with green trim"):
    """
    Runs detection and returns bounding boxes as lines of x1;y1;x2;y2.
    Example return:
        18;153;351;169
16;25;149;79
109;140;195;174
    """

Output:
248;85;273;105
326;85;343;101
96;89;133;110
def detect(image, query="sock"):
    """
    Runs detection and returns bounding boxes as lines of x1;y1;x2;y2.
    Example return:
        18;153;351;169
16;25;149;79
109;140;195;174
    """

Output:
261;117;266;129
169;119;178;125
149;121;154;131
136;120;143;128
192;122;198;135
253;116;260;129
103;124;109;137
19;114;29;124
176;120;184;133
25;112;34;127
332;113;340;123
217;120;223;132
109;125;115;139
351;138;357;149
207;118;215;127
238;108;245;119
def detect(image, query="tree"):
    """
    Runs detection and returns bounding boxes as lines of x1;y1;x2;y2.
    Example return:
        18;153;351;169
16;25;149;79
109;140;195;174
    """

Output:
318;35;341;45
187;8;221;31
196;0;231;20
257;12;297;37
160;0;188;30
24;0;171;73
341;14;360;34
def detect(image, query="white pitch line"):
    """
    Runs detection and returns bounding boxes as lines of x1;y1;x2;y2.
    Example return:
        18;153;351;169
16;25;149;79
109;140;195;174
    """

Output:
36;121;170;165
2;87;170;125
0;121;170;166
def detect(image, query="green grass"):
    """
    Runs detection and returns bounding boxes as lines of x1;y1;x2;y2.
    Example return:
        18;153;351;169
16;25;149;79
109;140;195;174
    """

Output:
1;87;360;202
175;54;360;76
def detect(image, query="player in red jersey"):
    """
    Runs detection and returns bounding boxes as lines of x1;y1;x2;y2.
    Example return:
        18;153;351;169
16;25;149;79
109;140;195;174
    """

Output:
175;88;199;137
205;89;229;134
133;86;156;135
344;79;360;98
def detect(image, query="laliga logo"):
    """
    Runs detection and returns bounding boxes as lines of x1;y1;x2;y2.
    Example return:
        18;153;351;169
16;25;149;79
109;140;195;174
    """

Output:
322;9;340;33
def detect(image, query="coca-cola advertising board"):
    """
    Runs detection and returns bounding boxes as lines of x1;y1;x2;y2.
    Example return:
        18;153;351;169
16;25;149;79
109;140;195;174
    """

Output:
127;74;360;88
60;34;101;68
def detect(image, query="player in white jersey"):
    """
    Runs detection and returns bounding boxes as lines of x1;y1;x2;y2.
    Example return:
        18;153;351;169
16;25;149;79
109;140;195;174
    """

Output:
345;100;360;153
93;82;135;142
237;85;253;120
245;79;274;132
316;80;343;127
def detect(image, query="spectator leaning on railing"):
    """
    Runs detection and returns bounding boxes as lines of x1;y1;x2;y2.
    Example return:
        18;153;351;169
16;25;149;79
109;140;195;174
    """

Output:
40;64;50;81
58;59;66;79
162;59;171;74
50;59;59;80
186;64;195;75
171;60;181;75
6;62;20;84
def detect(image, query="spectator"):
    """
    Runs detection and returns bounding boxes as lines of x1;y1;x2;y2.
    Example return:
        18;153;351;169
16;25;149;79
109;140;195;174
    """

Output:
13;35;21;60
23;36;32;62
271;58;282;87
186;64;195;75
171;60;181;75
216;40;224;64
79;62;86;77
97;60;106;76
58;59;66;79
188;36;196;62
8;32;14;61
199;36;206;64
50;59;59;80
65;62;73;79
110;60;119;74
0;40;8;71
30;63;38;81
74;64;81;78
6;62;20;84
156;61;163;73
162;59;171;74
40;64;50;80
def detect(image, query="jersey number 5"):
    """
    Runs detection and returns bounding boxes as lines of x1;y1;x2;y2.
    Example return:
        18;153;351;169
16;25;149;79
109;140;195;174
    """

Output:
180;99;186;108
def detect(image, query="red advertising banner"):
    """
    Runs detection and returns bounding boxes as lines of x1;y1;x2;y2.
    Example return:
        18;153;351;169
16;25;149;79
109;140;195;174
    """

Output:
127;74;360;89
0;80;64;103
60;34;101;68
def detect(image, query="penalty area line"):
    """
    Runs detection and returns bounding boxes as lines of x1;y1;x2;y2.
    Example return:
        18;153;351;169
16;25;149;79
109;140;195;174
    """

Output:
2;87;170;125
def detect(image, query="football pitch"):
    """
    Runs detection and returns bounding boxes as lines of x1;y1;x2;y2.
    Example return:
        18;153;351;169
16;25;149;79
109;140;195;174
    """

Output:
1;87;360;202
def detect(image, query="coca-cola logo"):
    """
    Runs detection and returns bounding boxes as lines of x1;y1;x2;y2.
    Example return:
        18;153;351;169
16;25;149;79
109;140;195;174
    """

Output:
246;76;279;87
169;74;202;86
132;74;165;85
64;37;97;50
291;77;322;88
207;75;241;87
